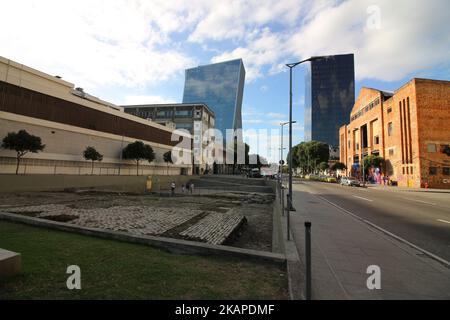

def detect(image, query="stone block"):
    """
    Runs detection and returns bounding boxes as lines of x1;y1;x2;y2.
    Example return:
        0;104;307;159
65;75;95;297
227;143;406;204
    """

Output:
0;248;21;277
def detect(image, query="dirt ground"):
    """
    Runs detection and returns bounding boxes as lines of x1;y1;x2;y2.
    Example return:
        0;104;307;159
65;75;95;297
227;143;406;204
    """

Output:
0;190;274;251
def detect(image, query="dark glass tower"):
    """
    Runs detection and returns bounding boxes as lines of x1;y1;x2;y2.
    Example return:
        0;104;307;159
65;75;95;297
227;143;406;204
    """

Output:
182;59;245;140
304;54;355;147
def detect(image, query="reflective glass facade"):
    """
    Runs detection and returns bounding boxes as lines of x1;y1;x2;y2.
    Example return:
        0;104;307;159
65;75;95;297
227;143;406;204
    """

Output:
304;54;355;147
182;59;245;140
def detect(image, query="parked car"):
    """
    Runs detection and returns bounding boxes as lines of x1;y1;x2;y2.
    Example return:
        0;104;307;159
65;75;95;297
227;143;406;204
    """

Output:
326;176;337;183
340;177;361;187
248;168;262;178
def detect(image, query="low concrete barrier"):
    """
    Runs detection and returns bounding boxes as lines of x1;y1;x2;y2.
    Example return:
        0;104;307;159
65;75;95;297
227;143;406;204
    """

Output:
0;174;197;193
0;212;286;266
0;248;21;278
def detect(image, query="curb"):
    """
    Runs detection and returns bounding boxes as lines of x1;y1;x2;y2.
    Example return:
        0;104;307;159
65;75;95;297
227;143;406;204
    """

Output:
271;182;305;300
0;212;286;267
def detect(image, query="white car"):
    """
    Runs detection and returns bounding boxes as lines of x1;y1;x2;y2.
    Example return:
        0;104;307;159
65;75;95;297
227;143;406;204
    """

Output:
340;177;361;187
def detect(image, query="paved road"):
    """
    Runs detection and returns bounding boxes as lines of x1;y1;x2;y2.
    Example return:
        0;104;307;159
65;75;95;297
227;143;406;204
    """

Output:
287;180;450;299
293;180;450;262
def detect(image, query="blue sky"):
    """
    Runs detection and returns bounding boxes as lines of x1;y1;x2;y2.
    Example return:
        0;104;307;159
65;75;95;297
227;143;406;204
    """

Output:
1;0;449;162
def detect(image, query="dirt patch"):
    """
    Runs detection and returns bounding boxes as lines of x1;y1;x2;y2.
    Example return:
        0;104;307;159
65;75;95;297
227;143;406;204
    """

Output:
8;211;43;217
40;214;79;222
227;203;273;252
0;190;274;251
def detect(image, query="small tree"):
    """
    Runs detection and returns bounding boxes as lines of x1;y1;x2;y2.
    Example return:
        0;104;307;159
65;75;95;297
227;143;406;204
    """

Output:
83;146;103;175
319;162;329;172
163;151;173;175
122;141;155;176
2;130;45;174
363;155;386;174
331;162;347;171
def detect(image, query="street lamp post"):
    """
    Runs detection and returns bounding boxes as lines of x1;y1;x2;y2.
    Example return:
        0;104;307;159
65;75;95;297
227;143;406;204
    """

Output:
286;56;330;211
280;121;296;187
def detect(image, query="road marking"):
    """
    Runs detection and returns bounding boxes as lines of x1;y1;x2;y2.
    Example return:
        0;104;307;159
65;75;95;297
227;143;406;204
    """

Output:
316;195;450;268
401;198;436;206
352;195;373;202
437;219;450;225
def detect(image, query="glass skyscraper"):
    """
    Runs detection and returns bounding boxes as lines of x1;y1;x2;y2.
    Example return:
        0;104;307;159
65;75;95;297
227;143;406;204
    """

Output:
182;59;245;140
304;54;355;147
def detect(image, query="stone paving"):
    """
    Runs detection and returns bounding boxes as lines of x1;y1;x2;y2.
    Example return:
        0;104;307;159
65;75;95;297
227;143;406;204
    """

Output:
180;210;246;245
7;204;245;245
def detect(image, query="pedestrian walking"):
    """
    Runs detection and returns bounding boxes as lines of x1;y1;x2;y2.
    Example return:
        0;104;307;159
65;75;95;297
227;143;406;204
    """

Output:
181;184;185;194
170;181;176;196
190;182;194;194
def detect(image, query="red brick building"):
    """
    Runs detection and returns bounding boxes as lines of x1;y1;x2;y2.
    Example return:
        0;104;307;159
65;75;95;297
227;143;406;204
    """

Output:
339;78;450;189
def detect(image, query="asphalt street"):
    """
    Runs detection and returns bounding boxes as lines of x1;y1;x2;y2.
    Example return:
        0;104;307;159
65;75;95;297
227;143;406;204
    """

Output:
292;180;450;262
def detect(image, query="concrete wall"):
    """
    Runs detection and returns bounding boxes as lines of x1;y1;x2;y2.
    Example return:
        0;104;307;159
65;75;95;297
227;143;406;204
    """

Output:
0;113;192;176
0;174;198;193
149;175;198;192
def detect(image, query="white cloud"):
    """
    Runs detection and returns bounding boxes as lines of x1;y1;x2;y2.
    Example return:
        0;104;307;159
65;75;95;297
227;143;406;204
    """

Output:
211;28;289;82
289;0;450;81
0;0;447;92
267;113;286;119
0;0;196;90
188;0;303;43
243;119;264;124
210;0;450;83
121;95;177;105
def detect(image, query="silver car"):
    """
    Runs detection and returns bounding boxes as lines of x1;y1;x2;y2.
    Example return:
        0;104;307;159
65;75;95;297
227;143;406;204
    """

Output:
341;177;361;187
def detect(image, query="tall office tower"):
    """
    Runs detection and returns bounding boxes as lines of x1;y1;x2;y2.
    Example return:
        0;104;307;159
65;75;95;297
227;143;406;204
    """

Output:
304;53;355;147
182;59;245;141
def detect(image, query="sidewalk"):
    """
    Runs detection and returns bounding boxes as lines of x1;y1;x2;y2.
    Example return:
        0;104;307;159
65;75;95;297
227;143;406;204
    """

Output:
365;183;450;193
289;183;450;299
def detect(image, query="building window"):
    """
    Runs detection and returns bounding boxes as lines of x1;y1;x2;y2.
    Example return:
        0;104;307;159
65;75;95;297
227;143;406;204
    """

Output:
410;167;413;175
389;149;394;156
387;107;392;113
175;110;192;117
348;141;351;149
374;136;380;145
356;143;359;150
175;123;193;130
427;143;437;153
429;167;437;175
443;167;450;175
156;110;172;118
387;122;393;136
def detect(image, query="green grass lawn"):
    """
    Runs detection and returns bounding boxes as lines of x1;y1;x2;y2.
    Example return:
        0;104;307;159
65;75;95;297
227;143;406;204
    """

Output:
0;221;288;299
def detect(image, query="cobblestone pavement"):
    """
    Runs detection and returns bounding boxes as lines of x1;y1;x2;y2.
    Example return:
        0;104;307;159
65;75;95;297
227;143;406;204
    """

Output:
7;204;245;245
180;210;246;245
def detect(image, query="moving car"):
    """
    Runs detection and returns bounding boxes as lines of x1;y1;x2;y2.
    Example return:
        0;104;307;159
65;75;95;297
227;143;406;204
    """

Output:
340;177;361;187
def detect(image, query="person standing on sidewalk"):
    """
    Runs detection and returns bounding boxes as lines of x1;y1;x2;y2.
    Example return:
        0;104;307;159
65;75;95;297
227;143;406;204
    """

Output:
170;181;176;196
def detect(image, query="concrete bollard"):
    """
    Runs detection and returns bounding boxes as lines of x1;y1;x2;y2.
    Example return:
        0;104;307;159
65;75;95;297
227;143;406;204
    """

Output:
305;221;312;300
287;193;290;241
